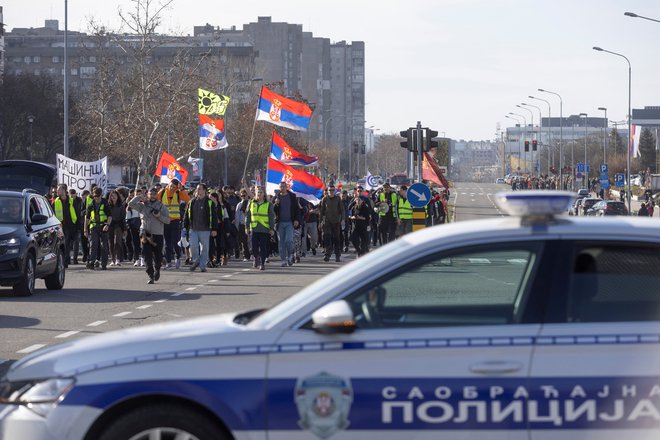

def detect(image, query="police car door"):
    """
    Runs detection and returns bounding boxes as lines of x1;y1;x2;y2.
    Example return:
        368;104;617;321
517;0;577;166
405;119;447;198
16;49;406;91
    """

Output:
267;241;553;439
530;241;660;440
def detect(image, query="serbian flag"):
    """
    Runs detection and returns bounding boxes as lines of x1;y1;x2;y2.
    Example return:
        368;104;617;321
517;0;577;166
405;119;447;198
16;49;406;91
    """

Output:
630;124;641;159
256;86;313;131
270;132;318;166
199;114;228;151
266;157;325;203
422;152;450;189
155;151;188;185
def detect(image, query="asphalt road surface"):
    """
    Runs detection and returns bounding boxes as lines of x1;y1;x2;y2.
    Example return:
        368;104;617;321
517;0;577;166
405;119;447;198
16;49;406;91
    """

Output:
450;181;509;221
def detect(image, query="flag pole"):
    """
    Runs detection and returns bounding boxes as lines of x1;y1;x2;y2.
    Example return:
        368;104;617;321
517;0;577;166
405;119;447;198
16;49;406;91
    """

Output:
242;113;259;183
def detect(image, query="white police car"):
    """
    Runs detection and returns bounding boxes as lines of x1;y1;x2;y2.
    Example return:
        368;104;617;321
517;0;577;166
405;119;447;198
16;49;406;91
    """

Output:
3;191;660;439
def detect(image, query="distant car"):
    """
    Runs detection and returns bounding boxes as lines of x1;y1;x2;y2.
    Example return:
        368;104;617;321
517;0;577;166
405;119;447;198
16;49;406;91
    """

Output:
388;173;410;186
579;198;603;216
569;198;584;216
576;188;590;197
495;178;505;184
590;200;629;216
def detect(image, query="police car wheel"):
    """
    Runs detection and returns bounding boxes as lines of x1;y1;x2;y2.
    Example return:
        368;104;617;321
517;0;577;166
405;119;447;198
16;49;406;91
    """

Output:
97;404;228;440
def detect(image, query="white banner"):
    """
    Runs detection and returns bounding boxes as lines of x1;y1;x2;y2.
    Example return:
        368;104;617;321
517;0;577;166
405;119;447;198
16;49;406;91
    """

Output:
56;154;108;193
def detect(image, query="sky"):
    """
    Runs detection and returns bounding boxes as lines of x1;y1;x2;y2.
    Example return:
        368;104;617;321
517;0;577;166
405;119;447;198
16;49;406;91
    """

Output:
4;0;660;141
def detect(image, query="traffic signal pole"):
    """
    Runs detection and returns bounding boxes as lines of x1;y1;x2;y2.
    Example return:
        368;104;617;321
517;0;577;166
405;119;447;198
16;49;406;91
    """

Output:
416;121;423;183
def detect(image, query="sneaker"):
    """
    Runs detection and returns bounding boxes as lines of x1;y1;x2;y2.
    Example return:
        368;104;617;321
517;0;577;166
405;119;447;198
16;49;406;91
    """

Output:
335;256;341;262
140;257;145;267
312;248;316;256
260;264;265;271
109;261;116;267
133;260;139;267
265;258;270;263
175;258;181;269
287;259;293;266
185;258;191;265
295;256;300;263
190;261;199;272
86;262;95;270
243;258;249;262
200;267;207;273
115;261;121;267
154;269;160;281
101;266;107;270
323;255;330;262
281;261;287;267
147;277;154;284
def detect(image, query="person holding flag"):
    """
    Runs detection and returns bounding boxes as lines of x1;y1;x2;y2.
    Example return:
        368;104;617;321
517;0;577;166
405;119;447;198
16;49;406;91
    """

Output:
273;181;299;267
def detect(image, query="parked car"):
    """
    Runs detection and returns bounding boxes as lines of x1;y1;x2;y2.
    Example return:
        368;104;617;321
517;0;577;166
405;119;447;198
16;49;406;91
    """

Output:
569;198;584;216
0;160;57;196
0;189;65;296
579;197;603;216
589;200;629;216
576;188;590;198
495;177;505;184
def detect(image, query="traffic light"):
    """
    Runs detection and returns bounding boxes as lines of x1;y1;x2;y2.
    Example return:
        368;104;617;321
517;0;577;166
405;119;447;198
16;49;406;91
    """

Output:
524;140;529;152
426;129;439;151
532;140;538;151
400;129;418;151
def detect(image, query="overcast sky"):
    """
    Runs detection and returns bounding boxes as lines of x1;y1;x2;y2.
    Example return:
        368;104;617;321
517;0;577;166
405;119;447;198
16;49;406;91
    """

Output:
5;0;660;141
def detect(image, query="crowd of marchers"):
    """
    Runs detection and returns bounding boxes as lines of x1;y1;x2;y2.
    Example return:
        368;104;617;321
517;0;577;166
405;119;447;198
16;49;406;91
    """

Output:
48;179;450;284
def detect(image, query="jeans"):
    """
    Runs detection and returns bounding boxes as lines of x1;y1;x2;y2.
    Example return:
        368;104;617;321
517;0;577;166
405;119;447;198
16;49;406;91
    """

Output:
190;229;211;268
277;221;294;262
305;221;318;251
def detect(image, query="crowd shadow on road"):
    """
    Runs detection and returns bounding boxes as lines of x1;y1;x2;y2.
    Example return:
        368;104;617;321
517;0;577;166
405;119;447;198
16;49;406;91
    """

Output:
0;315;40;328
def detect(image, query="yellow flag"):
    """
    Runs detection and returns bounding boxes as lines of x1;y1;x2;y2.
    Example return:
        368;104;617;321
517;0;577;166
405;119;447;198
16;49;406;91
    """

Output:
198;88;230;116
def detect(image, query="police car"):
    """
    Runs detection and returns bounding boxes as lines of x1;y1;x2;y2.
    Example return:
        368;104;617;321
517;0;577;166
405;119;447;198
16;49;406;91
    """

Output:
3;191;660;439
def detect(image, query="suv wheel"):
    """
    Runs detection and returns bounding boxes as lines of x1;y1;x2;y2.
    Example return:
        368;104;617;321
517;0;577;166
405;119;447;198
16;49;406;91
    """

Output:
45;250;65;290
13;253;35;296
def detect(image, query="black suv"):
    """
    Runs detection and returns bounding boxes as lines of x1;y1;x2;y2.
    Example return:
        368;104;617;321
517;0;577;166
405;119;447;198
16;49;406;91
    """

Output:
0;189;65;296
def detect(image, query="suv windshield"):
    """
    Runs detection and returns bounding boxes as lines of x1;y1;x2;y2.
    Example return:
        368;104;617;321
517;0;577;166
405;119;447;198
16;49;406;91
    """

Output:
0;196;24;224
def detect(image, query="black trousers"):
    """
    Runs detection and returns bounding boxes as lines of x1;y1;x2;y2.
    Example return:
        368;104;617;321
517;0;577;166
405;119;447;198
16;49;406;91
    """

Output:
351;226;369;256
62;225;76;266
323;222;342;257
379;215;396;244
89;228;109;267
251;232;269;266
237;224;251;259
142;234;164;278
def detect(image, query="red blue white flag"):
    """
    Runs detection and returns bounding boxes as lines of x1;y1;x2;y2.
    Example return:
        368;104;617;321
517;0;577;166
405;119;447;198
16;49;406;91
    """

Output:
199;114;228;151
266;157;325;203
156;151;188;185
630;124;641;159
270;132;318;167
256;86;313;131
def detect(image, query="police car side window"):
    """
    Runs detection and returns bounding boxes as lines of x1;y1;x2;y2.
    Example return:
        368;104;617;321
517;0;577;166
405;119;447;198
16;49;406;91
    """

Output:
345;244;542;329
568;245;660;323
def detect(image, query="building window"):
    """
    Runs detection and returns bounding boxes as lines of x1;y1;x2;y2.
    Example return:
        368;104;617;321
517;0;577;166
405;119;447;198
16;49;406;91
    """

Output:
32;56;40;63
23;56;31;64
53;56;60;63
71;68;78;76
80;66;96;78
89;56;96;63
33;69;41;76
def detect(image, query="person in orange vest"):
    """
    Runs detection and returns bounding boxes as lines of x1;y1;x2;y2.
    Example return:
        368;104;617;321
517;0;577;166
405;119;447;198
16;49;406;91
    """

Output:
157;178;190;269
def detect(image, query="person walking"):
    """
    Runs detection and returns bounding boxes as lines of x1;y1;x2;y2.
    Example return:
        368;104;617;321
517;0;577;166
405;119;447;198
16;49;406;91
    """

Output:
273;181;299;267
158;178;190;270
235;189;252;262
68;188;83;264
246;186;275;270
396;185;413;237
377;183;398;244
52;184;77;268
350;194;371;257
84;187;112;270
106;190;125;266
305;201;320;256
319;184;344;262
184;183;218;273
126;188;143;267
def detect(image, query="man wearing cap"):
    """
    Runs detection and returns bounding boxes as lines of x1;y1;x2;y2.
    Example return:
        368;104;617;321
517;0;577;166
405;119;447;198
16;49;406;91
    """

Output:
128;187;170;284
157;178;190;270
378;183;398;244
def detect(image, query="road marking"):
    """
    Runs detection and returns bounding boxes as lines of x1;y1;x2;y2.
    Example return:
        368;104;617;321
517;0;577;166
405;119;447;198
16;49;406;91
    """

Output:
136;305;152;310
113;311;132;317
222;274;233;278
87;320;107;327
171;292;185;297
154;299;168;303
241;268;251;272
468;258;491;264
185;287;197;291
208;279;219;283
55;331;80;339
196;284;205;288
17;344;47;354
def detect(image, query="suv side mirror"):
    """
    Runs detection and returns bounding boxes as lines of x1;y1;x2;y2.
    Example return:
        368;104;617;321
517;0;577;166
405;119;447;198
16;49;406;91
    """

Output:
312;300;356;334
31;213;48;225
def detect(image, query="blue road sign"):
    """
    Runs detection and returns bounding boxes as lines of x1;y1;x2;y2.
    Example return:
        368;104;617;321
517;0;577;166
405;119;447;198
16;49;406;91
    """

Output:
600;164;608;173
600;178;610;189
615;173;625;187
577;163;584;173
407;182;431;208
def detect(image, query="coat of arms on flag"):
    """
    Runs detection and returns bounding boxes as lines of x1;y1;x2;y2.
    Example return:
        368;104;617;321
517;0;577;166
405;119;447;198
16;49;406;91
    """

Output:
256;86;313;131
199;114;228;151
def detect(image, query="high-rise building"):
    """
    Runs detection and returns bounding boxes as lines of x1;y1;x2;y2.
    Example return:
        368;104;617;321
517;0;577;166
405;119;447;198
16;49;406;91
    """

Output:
0;6;5;80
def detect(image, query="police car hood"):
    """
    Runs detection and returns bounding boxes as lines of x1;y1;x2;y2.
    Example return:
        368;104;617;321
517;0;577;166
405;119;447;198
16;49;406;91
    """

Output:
8;312;276;380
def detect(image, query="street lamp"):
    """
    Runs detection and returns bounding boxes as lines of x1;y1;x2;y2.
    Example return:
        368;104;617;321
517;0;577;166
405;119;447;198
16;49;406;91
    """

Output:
506;114;523;175
529;95;553;174
579;113;588;189
520;104;541;177
624;11;660;23
27;115;35;161
598;107;608;164
538;89;563;188
593;46;632;214
324;114;345;177
510;112;528;173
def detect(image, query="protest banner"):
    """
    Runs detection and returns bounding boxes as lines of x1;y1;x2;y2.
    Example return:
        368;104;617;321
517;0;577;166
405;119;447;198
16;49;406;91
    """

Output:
56;154;108;193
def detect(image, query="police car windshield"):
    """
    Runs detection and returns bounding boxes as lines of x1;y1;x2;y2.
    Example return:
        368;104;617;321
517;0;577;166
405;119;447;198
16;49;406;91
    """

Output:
0;196;24;224
249;237;413;329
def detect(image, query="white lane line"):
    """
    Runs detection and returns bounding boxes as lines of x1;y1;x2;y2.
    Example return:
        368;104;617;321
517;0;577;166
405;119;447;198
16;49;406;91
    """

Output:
208;279;219;283
136;305;152;310
87;320;107;327
185;287;197;291
154;299;168;303
222;274;233;278
171;292;185;297
241;268;250;272
468;258;491;264
113;311;132;317
196;284;205;288
55;330;80;339
17;344;47;354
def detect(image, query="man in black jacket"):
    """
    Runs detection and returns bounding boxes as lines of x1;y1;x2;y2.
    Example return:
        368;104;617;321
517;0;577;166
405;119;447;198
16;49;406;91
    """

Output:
273;182;299;267
184;184;219;272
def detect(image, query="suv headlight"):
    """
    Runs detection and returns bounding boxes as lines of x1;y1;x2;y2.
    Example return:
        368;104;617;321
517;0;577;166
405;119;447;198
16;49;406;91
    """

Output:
0;378;75;417
0;237;20;254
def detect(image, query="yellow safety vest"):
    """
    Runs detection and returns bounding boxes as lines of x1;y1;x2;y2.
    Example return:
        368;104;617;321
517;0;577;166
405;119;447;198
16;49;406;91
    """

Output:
89;202;107;228
85;195;93;210
397;197;413;219
54;197;77;224
162;190;181;220
249;201;270;229
378;192;398;217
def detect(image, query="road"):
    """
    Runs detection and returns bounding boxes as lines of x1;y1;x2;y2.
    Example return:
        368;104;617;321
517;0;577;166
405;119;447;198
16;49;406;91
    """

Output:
0;183;508;374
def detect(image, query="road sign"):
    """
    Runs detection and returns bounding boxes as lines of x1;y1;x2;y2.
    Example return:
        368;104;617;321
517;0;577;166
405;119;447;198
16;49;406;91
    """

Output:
600;178;610;189
575;172;583;182
600;164;608;173
615;173;625;187
407;182;431;208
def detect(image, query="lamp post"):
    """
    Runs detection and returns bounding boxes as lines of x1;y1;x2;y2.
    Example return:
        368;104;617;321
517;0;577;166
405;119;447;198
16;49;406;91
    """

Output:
517;105;535;176
27;115;35;161
510;112;527;173
324;114;345;178
579;113;588;189
529;95;552;174
64;0;69;157
598;107;608;164
506;114;523;175
593;46;632;214
522;103;542;177
624;11;660;23
538;89;563;188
